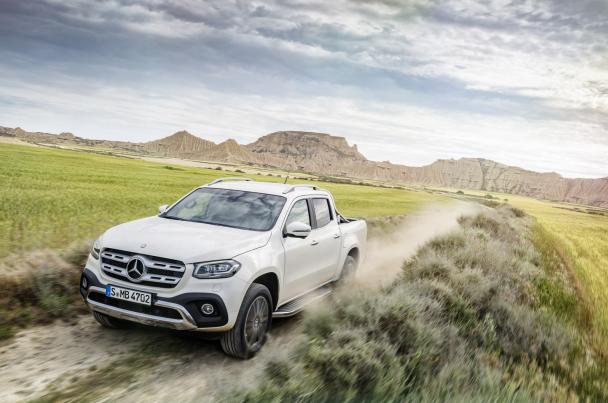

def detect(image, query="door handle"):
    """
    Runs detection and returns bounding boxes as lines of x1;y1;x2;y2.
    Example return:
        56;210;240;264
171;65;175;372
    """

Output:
333;234;341;239
311;240;319;246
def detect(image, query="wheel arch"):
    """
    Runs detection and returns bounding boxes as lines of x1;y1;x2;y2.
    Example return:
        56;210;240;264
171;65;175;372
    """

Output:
251;272;279;310
347;247;360;262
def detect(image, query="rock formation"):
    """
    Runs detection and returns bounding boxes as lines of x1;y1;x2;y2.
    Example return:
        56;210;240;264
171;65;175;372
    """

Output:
2;126;607;207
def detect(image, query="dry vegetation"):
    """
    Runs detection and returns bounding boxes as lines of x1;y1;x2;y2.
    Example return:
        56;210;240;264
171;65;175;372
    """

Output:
0;241;90;339
446;187;608;352
236;206;607;401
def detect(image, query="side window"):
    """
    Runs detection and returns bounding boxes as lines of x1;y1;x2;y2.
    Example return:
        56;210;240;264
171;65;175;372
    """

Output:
312;198;332;228
285;199;311;228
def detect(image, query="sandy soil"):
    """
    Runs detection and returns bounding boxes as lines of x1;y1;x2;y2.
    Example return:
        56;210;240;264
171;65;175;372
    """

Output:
0;315;299;402
0;200;483;402
0;316;159;401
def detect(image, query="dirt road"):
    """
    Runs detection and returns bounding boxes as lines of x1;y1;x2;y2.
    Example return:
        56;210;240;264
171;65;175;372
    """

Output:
0;200;482;402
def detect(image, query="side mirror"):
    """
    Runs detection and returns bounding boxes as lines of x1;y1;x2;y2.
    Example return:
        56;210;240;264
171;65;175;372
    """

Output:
285;222;311;238
158;204;169;214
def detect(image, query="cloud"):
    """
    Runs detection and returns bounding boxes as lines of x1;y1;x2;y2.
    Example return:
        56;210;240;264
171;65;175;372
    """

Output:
0;0;606;178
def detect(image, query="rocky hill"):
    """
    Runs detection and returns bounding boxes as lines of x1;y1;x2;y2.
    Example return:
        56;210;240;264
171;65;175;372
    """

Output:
247;131;366;168
203;139;282;166
402;158;608;207
247;131;408;179
0;126;145;152
142;130;214;158
2;125;607;207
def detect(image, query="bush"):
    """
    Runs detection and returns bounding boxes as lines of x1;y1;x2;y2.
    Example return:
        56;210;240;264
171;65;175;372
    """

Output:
162;165;183;171
481;199;501;208
62;240;93;267
0;248;86;336
236;210;603;402
510;206;526;218
32;265;74;314
0;324;15;340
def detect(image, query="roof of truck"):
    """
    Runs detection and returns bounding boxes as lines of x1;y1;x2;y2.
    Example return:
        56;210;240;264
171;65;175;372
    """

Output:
203;178;330;197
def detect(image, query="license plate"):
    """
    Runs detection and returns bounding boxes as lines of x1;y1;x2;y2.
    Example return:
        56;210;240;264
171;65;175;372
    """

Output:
105;285;152;306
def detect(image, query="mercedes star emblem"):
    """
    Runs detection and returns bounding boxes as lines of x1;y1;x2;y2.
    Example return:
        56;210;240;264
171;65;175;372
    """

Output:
126;256;146;281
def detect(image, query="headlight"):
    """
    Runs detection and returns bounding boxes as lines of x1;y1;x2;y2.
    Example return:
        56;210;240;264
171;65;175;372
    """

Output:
193;260;241;279
91;238;101;260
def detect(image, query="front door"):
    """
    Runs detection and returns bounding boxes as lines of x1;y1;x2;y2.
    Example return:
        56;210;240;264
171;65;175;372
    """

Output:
282;199;322;300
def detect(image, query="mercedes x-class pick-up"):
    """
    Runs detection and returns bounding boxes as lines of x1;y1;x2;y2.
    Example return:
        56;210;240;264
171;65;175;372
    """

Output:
80;178;367;358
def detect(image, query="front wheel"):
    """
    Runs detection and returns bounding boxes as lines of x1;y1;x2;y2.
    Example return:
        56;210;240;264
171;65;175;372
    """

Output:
220;283;272;359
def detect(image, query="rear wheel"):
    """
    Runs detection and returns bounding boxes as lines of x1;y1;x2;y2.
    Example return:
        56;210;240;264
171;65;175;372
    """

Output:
337;254;358;285
220;283;272;359
93;311;126;329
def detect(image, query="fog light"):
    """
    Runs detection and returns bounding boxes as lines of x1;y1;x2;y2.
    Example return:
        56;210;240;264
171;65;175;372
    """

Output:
201;303;214;315
81;277;88;288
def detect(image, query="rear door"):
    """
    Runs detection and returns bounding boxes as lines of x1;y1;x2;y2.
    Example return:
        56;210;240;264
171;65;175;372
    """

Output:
309;198;342;284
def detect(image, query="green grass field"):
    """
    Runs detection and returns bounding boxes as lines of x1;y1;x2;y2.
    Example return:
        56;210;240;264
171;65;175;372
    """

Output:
507;195;608;346
0;143;445;258
436;186;608;347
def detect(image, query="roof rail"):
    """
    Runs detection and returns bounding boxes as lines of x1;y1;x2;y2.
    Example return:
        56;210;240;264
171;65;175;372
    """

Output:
282;184;319;194
209;177;252;185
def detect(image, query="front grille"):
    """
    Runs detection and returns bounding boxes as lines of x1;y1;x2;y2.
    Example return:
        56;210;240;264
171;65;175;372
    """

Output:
88;292;182;320
100;248;186;289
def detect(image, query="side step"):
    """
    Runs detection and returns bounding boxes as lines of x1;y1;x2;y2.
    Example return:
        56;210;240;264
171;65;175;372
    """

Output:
273;286;332;318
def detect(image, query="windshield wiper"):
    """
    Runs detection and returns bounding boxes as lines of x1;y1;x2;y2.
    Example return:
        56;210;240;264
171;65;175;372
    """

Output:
161;215;187;221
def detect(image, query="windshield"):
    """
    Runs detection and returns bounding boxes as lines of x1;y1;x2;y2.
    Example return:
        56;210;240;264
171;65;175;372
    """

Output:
162;188;286;231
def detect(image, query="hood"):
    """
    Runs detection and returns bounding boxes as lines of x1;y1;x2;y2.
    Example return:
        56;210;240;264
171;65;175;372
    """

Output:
101;216;271;263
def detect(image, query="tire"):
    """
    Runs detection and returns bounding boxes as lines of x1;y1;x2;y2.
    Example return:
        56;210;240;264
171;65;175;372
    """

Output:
220;283;272;359
337;254;358;285
93;311;126;329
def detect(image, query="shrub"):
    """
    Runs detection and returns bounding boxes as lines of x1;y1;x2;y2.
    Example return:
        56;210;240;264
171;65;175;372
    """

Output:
62;240;93;267
0;324;15;340
236;210;602;402
510;206;526;218
162;165;183;171
0;248;86;336
303;328;405;400
481;199;501;208
458;214;503;237
32;265;74;315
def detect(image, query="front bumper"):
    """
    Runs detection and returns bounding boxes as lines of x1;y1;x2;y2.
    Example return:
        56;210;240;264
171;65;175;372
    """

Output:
81;269;230;332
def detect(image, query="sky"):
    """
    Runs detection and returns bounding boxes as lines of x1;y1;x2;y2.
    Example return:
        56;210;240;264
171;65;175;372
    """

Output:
0;0;607;178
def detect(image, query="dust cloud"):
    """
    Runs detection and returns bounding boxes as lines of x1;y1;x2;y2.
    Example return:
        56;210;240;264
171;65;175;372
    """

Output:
356;200;484;288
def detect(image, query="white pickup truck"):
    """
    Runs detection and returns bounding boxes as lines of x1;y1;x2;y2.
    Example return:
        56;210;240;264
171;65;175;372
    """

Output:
80;178;367;358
